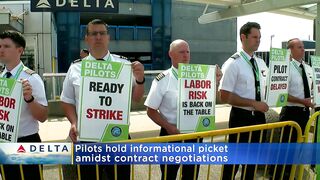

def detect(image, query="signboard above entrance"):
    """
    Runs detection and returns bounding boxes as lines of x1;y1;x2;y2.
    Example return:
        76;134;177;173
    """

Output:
31;0;119;12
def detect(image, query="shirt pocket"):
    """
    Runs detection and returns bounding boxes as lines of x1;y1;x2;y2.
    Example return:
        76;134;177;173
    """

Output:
164;90;178;111
237;72;251;89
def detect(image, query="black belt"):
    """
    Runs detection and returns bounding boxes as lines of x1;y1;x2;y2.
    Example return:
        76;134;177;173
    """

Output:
232;107;263;116
284;106;309;112
18;133;41;142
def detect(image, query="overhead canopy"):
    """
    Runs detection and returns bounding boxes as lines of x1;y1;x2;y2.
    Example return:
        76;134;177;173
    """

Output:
177;0;318;24
0;9;24;33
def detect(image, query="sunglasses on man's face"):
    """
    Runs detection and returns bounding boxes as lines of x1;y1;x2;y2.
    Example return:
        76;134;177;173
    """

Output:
87;31;108;36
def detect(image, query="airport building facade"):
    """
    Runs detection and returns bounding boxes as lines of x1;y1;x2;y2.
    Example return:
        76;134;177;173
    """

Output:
0;0;236;74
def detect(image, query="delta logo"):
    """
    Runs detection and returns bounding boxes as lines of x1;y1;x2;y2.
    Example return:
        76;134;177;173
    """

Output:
17;144;69;153
17;145;26;153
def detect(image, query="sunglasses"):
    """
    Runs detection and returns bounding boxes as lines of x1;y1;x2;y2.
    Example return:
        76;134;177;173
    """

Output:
87;31;108;36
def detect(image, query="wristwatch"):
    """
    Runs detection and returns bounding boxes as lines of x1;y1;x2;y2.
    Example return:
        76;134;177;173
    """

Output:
24;96;34;103
136;77;145;85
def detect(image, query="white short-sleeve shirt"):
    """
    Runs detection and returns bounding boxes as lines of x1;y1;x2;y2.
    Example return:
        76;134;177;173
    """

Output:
60;52;134;113
219;50;268;111
1;62;48;137
287;59;313;107
144;66;178;125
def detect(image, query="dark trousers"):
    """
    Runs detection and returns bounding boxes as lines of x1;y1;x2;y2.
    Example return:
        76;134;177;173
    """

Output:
2;133;42;180
314;107;320;143
271;106;310;180
79;138;131;180
222;107;266;180
159;128;203;180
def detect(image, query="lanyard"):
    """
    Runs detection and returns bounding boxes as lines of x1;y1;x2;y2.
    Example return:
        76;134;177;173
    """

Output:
171;67;178;80
291;61;303;76
2;64;24;80
240;51;260;80
105;54;112;62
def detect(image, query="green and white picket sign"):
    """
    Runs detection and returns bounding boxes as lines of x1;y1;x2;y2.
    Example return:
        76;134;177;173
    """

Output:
311;56;320;105
0;78;22;142
265;48;290;107
177;63;216;133
78;60;132;142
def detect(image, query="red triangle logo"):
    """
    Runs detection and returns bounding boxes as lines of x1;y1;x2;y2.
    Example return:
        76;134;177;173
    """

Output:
17;145;26;153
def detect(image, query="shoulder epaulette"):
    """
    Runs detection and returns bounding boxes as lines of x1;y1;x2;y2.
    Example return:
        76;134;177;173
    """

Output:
113;54;128;60
155;73;165;81
72;59;82;64
24;68;35;75
119;56;128;60
230;53;240;60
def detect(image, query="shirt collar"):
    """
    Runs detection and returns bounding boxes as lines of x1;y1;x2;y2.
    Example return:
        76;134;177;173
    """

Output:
240;49;257;60
171;66;178;73
87;51;111;61
292;58;304;66
3;61;23;77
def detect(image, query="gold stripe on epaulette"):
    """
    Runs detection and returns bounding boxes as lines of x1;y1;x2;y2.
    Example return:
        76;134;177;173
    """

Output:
24;68;35;75
155;73;165;81
230;53;240;60
72;59;82;64
120;56;128;60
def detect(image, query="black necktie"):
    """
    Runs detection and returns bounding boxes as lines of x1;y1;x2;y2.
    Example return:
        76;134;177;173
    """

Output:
5;72;12;78
250;58;261;101
97;58;104;61
299;64;310;98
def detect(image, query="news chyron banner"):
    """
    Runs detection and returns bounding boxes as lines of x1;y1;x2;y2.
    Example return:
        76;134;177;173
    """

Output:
265;48;290;107
73;143;320;165
78;60;132;142
0;78;22;142
177;63;216;133
0;143;71;164
311;56;320;105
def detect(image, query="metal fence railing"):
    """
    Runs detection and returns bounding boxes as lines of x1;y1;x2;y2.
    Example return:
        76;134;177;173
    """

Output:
1;120;307;180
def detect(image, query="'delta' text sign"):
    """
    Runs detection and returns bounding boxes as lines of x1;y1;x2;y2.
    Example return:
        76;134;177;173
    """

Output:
0;78;22;142
265;48;290;107
177;63;216;133
78;60;132;142
311;56;320;105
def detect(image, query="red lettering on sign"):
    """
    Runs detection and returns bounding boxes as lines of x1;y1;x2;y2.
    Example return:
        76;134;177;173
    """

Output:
86;109;123;120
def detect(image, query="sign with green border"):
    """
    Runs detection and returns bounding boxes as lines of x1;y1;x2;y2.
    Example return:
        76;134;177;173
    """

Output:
265;48;290;107
177;63;216;133
78;60;132;142
311;56;320;106
0;78;22;142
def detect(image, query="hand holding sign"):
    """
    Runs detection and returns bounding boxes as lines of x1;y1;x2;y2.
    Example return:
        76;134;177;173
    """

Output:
21;79;33;102
216;65;223;86
132;61;144;82
301;98;314;108
69;123;78;143
253;101;269;113
165;123;180;135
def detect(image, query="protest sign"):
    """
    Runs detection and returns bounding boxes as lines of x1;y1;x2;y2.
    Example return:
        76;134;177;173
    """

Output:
265;48;290;107
177;63;216;133
311;56;320;105
0;78;22;142
78;60;132;142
